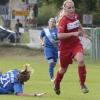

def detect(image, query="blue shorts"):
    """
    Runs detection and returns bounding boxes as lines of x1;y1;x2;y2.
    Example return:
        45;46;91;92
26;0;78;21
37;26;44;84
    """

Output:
44;47;58;62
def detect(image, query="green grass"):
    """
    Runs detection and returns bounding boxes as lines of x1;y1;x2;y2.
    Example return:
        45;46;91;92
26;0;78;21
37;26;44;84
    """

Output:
0;47;100;100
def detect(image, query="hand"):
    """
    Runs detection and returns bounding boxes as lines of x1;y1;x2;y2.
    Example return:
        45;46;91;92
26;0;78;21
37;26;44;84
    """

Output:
40;41;44;46
33;92;47;97
41;44;44;49
41;42;44;48
83;34;92;41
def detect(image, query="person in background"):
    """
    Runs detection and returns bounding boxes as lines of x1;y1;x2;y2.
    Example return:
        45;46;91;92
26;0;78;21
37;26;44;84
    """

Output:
40;18;58;82
33;3;38;18
0;64;46;97
53;0;89;95
15;19;23;43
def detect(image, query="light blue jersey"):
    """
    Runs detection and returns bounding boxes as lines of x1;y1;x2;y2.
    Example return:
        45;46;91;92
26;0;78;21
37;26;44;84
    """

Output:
40;27;58;61
40;27;58;47
0;69;23;94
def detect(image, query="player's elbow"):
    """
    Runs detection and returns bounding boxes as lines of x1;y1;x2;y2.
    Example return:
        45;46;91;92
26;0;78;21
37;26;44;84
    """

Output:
15;92;23;96
58;34;62;39
58;34;65;39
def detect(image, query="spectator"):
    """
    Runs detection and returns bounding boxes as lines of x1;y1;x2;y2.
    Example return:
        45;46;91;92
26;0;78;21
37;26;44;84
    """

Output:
33;3;38;18
15;19;23;43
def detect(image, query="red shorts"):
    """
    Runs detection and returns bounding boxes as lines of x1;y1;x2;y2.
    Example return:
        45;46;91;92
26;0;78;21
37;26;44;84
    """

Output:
59;42;83;68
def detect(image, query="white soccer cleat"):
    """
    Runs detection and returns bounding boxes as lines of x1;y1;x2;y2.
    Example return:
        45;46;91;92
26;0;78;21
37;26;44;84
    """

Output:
81;84;89;94
51;78;54;82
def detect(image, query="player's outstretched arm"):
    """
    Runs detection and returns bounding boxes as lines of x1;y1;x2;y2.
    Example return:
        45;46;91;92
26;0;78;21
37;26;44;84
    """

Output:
16;92;47;97
79;24;92;41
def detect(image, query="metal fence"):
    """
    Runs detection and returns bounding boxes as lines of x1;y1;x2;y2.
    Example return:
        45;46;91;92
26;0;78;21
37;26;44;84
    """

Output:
0;27;100;60
20;28;100;60
84;27;100;60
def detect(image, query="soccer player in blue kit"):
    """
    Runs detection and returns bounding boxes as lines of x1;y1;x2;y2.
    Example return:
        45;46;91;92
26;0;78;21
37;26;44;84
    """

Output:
40;18;58;81
0;64;46;97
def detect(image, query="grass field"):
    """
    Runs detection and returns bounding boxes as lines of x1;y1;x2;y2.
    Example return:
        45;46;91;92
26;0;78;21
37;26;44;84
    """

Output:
0;46;100;100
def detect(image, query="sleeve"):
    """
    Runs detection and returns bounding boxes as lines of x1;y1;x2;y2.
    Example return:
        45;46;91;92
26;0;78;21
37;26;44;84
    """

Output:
58;17;66;33
13;83;23;94
40;30;45;38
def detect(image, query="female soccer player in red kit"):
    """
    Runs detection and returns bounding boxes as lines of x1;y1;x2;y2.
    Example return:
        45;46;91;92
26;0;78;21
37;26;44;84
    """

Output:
54;0;89;95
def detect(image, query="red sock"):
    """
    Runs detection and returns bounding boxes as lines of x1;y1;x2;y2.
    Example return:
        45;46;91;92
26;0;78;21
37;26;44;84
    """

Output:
78;65;86;86
55;71;64;88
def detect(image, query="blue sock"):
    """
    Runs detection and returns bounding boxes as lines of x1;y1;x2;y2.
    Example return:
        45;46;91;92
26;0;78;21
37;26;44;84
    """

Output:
49;63;55;79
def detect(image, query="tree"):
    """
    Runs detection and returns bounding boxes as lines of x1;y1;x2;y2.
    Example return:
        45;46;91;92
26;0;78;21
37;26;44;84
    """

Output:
73;0;81;8
51;0;64;8
40;0;98;13
44;0;81;9
84;0;97;12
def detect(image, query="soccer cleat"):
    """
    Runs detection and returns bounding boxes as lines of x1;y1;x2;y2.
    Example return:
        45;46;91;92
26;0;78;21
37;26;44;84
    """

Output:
51;78;54;82
53;80;60;95
81;84;89;94
54;87;60;95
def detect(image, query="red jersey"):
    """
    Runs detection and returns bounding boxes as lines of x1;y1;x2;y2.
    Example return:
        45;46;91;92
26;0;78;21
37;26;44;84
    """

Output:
58;13;81;51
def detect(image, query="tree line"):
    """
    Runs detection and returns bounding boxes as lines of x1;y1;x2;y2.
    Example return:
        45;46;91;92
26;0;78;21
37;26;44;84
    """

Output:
40;0;100;13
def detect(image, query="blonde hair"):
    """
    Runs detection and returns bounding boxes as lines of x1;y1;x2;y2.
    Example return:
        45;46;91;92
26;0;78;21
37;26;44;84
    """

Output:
17;64;32;84
63;0;74;9
48;18;56;23
57;0;74;25
56;9;64;26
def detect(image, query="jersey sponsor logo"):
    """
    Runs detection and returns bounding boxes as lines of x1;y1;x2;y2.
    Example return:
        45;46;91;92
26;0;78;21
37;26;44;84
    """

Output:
67;20;80;30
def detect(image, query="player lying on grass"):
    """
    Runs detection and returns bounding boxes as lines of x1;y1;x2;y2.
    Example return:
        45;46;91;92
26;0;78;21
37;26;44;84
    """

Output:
0;64;46;97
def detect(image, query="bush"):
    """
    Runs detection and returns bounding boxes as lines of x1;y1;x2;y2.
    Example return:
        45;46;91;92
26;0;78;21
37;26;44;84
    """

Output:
37;4;58;26
93;12;100;26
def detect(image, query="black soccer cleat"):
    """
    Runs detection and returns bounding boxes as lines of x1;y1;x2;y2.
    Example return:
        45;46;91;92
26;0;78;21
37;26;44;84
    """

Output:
53;80;60;95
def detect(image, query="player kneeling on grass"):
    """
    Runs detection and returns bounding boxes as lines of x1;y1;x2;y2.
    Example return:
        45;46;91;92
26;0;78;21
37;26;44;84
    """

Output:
0;64;46;97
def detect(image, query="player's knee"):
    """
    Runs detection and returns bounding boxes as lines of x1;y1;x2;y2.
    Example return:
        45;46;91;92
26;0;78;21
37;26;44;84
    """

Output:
59;67;66;74
76;55;84;66
78;60;85;66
